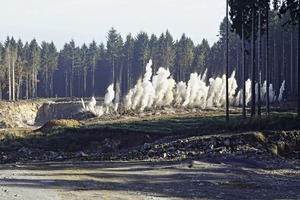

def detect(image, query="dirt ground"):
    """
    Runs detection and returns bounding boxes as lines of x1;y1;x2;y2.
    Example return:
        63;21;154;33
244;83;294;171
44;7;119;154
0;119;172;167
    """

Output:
1;157;300;200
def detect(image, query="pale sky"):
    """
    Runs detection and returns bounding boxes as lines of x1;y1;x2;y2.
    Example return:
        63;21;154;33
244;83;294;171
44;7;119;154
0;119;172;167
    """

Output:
0;0;226;49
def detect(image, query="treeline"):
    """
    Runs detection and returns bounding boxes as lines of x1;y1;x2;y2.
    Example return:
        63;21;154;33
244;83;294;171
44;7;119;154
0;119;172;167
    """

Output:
0;9;298;101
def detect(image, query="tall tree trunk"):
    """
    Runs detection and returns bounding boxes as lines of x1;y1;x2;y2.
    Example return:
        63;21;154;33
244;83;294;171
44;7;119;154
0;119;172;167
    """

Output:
65;72;68;97
266;9;270;114
251;6;256;117
26;71;29;99
290;31;293;95
273;28;277;102
77;70;81;97
236;40;240;87
126;57;130;93
258;7;262;116
114;61;120;105
12;58;15;101
84;66;87;97
32;67;36;98
92;60;96;96
50;74;53;97
298;16;300;117
34;67;38;98
117;61;123;104
282;31;285;90
17;75;22;100
70;56;74;97
31;67;34;98
31;67;33;98
35;68;38;98
8;54;11;101
45;65;49;98
225;0;229;123
242;11;246;120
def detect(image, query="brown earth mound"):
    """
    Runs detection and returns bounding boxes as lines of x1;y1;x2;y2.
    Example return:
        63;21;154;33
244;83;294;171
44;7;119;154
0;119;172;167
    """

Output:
36;119;82;133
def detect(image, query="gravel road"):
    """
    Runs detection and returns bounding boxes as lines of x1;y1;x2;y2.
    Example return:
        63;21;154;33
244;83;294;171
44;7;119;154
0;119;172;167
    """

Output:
1;158;300;200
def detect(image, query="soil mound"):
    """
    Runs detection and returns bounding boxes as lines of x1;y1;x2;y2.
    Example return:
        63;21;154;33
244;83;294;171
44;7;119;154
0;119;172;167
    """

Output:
37;119;82;133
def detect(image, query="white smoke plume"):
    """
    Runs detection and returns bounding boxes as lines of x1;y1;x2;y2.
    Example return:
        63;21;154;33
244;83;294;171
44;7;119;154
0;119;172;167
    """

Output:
278;80;285;102
174;81;187;107
81;96;104;117
82;60;286;116
140;60;155;110
81;84;116;117
152;67;174;107
269;84;276;102
183;73;208;108
104;84;115;106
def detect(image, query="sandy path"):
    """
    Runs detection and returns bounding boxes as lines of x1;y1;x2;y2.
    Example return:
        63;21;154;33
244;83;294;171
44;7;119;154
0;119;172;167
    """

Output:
0;159;300;199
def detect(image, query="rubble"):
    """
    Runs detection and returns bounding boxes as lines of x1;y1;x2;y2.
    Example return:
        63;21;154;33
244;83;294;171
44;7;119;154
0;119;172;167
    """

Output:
1;131;299;169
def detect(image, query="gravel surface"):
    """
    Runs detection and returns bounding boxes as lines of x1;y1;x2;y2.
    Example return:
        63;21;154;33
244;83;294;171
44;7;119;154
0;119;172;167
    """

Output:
0;158;300;200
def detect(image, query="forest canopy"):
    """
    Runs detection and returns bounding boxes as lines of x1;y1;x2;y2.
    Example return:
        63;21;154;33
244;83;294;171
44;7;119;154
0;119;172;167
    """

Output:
0;6;297;108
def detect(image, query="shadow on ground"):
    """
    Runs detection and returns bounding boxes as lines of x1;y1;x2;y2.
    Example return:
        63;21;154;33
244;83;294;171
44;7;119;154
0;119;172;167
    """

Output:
1;158;300;199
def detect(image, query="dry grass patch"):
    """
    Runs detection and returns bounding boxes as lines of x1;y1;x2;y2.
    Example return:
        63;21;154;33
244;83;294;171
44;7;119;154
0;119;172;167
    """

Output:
37;119;82;133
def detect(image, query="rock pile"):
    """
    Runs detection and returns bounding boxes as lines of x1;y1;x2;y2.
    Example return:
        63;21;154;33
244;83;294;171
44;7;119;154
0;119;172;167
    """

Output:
1;131;299;167
107;133;265;161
